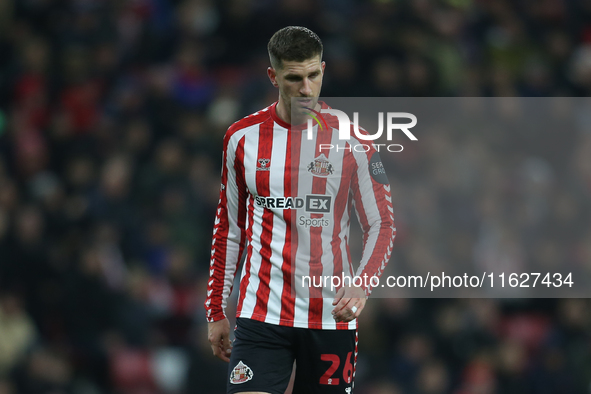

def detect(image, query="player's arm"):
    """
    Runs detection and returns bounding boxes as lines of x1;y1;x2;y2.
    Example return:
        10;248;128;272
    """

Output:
332;143;396;322
204;127;248;361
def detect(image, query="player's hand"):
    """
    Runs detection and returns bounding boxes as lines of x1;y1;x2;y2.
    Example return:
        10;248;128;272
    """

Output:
208;318;232;362
331;285;366;323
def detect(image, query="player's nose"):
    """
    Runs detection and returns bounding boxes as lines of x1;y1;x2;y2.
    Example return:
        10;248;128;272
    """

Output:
300;78;313;96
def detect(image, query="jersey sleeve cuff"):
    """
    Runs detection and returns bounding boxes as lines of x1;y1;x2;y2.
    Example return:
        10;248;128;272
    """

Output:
206;311;227;323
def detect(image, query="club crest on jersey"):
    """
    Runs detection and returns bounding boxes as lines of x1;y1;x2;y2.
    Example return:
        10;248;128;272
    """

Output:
256;158;271;171
307;154;333;177
230;361;254;384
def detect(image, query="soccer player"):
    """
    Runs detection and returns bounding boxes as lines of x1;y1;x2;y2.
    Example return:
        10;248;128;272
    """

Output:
205;26;395;394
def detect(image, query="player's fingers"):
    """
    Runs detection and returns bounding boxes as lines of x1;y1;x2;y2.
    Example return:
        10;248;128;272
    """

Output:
333;298;356;322
221;332;232;353
213;340;231;362
209;336;220;354
332;286;346;305
352;299;366;319
332;296;351;316
220;330;232;361
209;332;231;362
219;340;232;362
340;297;367;322
216;350;231;363
211;340;223;359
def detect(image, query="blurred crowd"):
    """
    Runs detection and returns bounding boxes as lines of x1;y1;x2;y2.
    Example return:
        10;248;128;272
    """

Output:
0;0;591;393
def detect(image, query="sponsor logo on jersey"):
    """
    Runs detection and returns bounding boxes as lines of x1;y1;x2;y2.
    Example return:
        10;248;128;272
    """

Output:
305;195;331;213
230;361;253;384
256;158;271;171
254;195;332;213
307;154;334;177
299;215;331;228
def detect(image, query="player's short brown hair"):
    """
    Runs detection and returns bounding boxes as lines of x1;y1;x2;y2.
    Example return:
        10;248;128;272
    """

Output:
268;26;323;69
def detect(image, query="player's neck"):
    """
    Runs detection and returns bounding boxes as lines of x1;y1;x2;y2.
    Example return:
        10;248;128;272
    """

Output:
275;97;292;124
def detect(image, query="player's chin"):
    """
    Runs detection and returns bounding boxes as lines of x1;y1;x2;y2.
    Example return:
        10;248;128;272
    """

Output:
294;105;309;114
293;104;311;114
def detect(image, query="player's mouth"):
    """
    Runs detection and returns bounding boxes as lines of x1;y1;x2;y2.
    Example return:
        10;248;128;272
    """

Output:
297;98;313;106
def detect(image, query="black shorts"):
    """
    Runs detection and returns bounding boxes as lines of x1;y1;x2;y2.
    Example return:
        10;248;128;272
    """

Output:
227;318;357;394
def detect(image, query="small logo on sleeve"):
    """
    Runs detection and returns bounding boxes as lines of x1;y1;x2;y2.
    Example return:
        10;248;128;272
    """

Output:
257;158;271;171
369;152;389;185
230;361;254;384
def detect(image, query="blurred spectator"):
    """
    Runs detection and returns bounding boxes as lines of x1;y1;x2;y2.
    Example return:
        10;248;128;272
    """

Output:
0;293;37;377
11;347;72;394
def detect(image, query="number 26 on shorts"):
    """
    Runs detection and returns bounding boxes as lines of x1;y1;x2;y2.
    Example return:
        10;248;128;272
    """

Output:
320;352;354;385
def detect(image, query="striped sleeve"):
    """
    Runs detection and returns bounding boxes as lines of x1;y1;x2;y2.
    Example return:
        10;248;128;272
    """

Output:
204;125;248;322
349;140;396;296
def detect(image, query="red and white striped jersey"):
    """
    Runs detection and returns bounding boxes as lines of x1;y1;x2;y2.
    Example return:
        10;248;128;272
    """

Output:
204;102;395;330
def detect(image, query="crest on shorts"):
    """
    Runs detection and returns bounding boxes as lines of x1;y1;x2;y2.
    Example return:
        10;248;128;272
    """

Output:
257;158;271;171
230;360;254;384
307;154;334;177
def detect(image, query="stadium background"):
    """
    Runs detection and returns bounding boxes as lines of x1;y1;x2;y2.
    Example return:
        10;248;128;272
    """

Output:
1;0;591;393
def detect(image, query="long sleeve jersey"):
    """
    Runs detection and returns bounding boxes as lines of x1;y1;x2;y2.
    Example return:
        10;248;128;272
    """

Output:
205;101;395;330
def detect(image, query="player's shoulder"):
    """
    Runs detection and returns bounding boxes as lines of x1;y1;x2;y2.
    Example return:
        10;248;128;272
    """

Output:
319;102;373;145
318;102;364;134
224;105;273;141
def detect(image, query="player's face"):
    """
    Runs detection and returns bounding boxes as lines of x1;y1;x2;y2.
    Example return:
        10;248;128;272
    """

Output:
269;56;325;124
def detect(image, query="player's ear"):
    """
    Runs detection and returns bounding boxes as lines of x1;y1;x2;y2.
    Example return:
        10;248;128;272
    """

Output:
321;61;326;74
268;67;279;87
